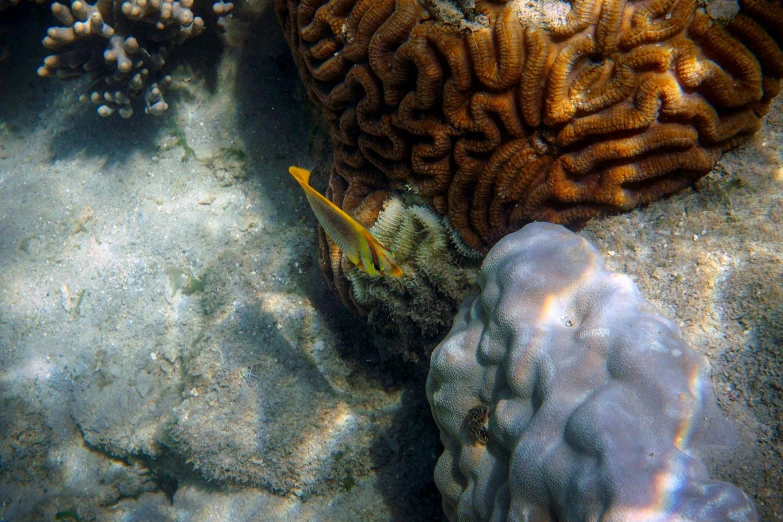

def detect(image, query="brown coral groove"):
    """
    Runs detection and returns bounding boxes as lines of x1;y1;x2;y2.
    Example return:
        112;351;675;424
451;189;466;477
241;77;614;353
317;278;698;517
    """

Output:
275;0;783;311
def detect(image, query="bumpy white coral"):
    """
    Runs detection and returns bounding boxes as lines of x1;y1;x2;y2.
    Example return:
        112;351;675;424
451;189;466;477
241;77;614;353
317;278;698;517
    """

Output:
426;222;757;522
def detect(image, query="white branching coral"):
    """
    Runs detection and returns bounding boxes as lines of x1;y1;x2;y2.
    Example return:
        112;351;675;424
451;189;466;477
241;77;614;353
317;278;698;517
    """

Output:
37;0;233;117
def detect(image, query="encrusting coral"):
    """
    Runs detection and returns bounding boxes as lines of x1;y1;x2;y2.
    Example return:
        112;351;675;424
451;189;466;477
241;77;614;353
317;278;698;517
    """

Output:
276;0;783;310
427;222;758;521
36;0;234;117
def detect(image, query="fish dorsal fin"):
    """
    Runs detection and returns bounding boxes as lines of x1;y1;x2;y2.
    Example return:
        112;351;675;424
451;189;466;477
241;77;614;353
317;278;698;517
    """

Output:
289;166;311;186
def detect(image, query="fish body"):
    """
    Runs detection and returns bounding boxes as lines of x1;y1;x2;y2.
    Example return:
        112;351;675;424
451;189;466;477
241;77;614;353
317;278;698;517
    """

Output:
289;166;403;278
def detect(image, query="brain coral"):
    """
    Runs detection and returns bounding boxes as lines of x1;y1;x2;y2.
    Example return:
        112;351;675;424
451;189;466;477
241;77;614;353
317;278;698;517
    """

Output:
426;222;757;522
276;0;783;296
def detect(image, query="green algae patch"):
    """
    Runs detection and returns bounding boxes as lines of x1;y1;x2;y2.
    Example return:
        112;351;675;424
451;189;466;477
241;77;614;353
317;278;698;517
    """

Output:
54;507;81;521
71;289;86;319
165;267;206;296
18;235;36;253
341;470;356;492
165;127;197;162
219;146;247;162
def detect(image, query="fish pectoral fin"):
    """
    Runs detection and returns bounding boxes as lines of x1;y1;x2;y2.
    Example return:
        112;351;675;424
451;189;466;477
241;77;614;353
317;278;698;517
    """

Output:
357;242;381;276
379;251;404;277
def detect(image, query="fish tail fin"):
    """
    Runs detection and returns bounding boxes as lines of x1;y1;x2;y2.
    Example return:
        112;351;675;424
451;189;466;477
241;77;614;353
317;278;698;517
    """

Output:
288;166;311;186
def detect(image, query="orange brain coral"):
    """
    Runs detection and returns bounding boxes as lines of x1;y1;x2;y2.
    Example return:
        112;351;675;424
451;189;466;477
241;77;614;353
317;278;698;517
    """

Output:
276;0;783;303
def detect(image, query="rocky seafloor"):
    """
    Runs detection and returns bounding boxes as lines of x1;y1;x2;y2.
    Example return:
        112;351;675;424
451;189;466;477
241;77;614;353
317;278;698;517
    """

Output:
0;3;781;521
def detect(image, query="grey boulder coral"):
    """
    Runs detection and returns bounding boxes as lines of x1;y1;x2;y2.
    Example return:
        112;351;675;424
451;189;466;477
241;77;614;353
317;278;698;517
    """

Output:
426;222;757;522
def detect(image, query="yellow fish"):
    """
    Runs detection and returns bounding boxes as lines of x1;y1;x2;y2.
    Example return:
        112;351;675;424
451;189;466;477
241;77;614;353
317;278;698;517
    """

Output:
289;166;404;278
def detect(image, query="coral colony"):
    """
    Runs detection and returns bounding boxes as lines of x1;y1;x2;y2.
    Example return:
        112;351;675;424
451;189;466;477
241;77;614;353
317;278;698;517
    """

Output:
274;3;778;516
36;0;233;117
276;0;783;303
1;0;776;518
427;223;758;521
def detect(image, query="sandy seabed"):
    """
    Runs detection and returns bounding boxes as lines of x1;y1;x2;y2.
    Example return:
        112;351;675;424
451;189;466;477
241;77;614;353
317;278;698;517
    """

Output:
0;4;781;522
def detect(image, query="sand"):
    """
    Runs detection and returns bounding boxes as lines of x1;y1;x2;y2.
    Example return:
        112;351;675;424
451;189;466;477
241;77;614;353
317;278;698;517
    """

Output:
0;6;441;521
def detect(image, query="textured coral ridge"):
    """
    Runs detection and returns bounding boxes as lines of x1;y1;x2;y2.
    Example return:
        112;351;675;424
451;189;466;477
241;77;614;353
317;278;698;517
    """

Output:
276;0;783;258
426;222;757;522
37;0;233;117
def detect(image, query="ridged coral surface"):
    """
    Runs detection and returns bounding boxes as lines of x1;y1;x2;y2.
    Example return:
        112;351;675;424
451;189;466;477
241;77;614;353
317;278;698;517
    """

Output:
276;0;783;258
426;222;757;522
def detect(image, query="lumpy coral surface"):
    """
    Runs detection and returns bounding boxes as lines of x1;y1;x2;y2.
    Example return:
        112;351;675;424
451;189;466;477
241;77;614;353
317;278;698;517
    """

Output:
276;0;783;259
426;222;758;522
